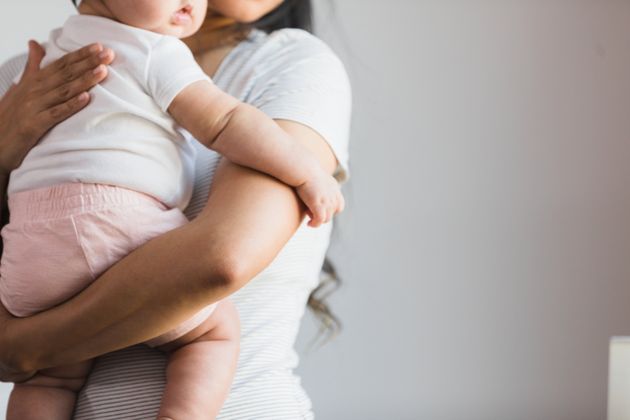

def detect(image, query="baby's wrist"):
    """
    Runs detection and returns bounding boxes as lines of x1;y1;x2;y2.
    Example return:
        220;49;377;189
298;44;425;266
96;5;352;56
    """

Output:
299;158;325;186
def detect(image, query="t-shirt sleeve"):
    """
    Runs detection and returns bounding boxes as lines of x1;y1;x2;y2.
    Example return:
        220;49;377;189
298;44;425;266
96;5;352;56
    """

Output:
146;36;212;112
249;38;352;183
0;54;27;98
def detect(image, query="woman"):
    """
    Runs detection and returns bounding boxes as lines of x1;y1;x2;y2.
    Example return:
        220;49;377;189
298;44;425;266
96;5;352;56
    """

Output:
0;0;351;418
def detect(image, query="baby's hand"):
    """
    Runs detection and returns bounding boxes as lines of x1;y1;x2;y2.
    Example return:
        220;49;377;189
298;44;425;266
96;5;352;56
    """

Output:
296;171;345;228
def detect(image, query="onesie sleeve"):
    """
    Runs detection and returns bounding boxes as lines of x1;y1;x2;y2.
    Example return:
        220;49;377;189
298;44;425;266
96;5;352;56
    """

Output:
146;36;211;112
248;33;352;183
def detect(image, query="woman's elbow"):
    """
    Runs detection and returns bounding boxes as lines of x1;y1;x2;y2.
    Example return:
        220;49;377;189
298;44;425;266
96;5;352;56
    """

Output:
197;241;254;295
209;255;250;294
0;325;38;380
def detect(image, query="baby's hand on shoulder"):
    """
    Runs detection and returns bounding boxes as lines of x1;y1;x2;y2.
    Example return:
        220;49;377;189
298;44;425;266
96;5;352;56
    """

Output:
296;171;345;228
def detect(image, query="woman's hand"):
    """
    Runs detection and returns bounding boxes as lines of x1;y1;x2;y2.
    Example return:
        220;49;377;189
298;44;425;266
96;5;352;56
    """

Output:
0;40;115;175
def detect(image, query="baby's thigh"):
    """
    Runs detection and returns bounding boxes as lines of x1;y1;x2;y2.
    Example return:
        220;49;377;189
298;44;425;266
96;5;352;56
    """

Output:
72;205;188;279
157;300;240;353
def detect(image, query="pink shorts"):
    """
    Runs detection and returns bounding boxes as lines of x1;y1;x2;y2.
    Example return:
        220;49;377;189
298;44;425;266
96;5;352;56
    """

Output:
0;183;216;347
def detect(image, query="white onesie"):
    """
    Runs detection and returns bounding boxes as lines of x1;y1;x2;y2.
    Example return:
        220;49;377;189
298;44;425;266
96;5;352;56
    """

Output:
8;14;211;210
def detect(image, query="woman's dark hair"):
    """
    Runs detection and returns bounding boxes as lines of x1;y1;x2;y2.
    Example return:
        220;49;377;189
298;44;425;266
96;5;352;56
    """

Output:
250;0;313;33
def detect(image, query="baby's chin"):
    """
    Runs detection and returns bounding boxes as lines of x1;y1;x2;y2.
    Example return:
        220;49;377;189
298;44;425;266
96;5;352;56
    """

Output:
153;25;198;39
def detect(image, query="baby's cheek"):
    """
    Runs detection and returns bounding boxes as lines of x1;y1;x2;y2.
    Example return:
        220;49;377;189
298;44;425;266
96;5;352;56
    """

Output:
107;0;174;33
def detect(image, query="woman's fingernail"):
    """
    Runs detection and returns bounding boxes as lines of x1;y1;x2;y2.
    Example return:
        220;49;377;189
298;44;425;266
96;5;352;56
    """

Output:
98;50;110;59
93;65;105;74
89;44;102;53
78;92;89;102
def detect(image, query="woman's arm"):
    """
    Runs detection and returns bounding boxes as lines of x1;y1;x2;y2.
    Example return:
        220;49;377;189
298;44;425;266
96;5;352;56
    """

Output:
0;120;338;374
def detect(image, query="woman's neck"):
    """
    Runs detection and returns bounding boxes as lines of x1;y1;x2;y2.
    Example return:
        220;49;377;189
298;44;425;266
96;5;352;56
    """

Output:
183;13;252;78
183;14;250;53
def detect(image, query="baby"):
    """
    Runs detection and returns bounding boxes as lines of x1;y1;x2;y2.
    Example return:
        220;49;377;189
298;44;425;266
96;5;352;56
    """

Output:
0;0;344;419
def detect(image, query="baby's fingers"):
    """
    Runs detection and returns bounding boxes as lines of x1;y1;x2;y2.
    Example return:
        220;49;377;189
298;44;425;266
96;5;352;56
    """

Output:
305;209;314;224
307;203;326;228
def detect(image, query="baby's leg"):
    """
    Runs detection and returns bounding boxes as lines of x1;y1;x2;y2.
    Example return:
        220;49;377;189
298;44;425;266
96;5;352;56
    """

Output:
6;359;93;420
156;300;240;420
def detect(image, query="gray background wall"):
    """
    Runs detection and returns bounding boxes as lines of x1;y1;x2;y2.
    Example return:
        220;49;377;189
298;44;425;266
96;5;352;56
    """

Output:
2;1;630;419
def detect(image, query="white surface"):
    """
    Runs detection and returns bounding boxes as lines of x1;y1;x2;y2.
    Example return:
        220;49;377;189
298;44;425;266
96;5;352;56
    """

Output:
608;337;630;420
3;1;630;420
0;3;75;59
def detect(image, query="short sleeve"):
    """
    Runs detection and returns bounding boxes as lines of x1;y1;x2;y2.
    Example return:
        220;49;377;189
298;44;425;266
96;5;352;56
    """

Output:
146;36;211;112
248;35;352;183
0;54;27;97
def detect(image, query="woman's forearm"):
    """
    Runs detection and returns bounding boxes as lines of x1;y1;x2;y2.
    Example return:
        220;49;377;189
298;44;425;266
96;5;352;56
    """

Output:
6;159;306;372
6;215;233;371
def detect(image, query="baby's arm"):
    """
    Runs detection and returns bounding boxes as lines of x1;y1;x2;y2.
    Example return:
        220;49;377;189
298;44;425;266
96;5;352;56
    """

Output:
169;81;344;227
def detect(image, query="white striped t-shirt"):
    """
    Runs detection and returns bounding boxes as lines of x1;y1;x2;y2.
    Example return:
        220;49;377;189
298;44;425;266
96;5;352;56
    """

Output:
0;27;351;419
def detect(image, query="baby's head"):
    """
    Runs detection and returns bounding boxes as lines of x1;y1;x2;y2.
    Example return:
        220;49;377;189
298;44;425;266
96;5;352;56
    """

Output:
77;0;208;38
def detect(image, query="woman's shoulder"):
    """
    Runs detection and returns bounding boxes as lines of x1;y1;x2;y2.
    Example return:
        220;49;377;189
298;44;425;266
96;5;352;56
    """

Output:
0;53;27;97
227;28;346;76
218;28;351;102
